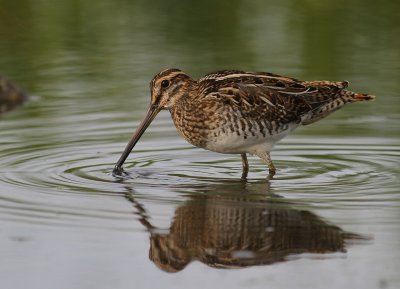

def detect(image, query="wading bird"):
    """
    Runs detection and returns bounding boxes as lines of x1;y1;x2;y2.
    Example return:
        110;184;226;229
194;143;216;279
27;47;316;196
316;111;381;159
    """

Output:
113;69;374;178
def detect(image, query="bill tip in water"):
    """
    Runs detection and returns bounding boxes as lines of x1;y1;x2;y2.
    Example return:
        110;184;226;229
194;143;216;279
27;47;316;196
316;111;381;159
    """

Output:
112;165;126;176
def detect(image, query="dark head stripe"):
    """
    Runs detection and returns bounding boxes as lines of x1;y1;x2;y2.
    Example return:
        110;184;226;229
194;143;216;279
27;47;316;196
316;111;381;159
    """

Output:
156;68;182;79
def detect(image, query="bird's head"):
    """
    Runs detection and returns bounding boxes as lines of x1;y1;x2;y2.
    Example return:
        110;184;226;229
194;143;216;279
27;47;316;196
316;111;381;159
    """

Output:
113;68;194;173
149;68;194;110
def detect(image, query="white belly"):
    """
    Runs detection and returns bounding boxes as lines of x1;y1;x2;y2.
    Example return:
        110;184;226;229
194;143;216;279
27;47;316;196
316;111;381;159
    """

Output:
204;124;297;154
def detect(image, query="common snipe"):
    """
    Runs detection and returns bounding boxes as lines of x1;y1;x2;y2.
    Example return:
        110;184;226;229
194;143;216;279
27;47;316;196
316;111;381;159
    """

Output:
114;69;375;178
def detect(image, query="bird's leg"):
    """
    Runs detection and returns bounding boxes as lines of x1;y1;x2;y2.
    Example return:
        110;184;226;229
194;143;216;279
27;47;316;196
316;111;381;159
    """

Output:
241;153;249;180
256;151;276;178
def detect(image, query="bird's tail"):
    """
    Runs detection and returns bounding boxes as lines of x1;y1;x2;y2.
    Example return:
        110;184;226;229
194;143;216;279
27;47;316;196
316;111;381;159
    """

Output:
301;89;376;125
341;90;376;102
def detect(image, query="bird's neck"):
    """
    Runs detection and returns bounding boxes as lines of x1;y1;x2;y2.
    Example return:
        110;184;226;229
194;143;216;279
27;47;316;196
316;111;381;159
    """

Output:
171;81;199;108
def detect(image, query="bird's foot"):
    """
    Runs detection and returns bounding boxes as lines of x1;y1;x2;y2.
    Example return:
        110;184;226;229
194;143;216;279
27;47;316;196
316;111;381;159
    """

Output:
241;170;248;181
266;168;276;180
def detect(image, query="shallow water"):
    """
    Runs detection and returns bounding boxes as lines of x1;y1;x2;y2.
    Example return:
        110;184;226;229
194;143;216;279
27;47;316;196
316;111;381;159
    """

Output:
1;0;400;288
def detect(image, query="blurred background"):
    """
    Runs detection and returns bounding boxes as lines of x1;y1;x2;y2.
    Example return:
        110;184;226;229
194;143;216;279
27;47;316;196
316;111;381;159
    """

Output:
0;0;399;289
1;0;399;114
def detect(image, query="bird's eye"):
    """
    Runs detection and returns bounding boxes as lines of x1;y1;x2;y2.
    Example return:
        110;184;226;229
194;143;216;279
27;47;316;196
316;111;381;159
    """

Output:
161;80;170;88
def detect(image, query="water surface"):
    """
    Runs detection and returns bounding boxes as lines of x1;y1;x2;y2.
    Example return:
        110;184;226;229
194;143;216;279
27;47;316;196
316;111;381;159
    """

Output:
0;0;399;288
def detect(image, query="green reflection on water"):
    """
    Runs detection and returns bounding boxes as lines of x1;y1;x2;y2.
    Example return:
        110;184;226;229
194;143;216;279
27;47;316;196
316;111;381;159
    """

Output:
1;1;399;107
0;0;398;146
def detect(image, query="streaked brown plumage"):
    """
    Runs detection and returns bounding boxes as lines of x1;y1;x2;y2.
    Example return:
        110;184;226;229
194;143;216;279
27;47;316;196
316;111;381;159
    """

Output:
126;190;367;272
114;68;375;178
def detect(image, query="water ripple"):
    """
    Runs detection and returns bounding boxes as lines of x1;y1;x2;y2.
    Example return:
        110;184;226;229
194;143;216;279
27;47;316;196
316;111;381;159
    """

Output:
0;130;398;208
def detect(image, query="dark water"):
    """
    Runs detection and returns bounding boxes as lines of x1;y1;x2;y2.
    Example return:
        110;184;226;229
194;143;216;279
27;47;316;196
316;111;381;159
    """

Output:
1;0;399;288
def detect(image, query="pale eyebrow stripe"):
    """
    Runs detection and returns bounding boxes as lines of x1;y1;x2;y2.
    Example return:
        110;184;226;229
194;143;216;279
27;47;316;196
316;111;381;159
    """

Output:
211;73;285;81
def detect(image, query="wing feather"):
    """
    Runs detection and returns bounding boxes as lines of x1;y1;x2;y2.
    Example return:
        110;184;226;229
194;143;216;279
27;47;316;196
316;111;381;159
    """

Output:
197;70;348;124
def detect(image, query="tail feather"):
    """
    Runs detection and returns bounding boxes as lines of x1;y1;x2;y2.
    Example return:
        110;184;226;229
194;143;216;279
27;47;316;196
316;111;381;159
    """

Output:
301;89;376;125
342;90;376;102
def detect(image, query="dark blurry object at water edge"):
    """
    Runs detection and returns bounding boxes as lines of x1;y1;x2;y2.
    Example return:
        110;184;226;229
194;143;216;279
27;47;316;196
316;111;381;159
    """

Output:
0;75;29;113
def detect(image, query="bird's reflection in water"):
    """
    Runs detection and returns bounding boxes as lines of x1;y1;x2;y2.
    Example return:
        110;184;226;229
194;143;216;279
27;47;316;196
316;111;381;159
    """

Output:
125;181;369;273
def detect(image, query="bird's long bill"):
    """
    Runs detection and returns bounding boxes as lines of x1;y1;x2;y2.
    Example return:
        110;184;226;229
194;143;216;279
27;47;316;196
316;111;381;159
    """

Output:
114;105;160;172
